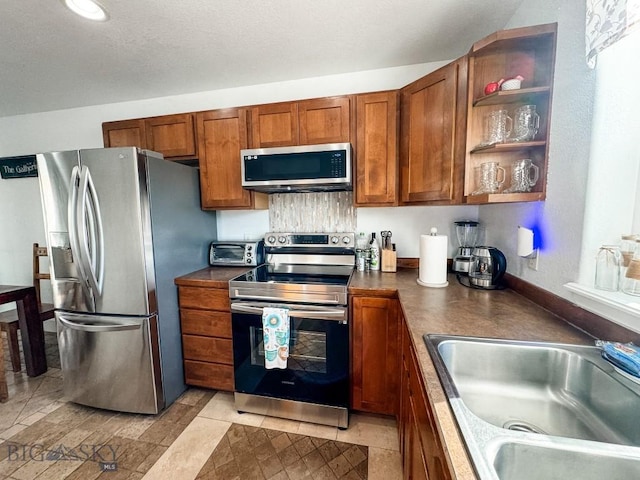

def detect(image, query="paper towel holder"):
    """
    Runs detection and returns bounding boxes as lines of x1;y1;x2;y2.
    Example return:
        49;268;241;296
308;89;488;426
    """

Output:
417;227;449;288
517;226;537;258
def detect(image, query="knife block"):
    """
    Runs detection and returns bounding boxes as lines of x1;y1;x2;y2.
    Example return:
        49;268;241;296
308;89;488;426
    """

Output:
381;249;397;272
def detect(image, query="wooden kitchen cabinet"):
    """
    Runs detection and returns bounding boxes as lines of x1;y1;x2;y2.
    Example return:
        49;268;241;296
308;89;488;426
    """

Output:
251;96;353;148
102;119;146;150
464;23;556;204
350;295;400;415
177;285;234;391
102;113;197;160
399;57;467;205
354;91;399;206
400;319;452;480
196;108;268;210
144;113;197;159
250;102;299;148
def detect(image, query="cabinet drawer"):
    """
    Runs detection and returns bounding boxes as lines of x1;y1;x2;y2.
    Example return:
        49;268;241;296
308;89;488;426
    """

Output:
180;309;231;338
183;335;233;364
178;286;230;311
184;360;234;391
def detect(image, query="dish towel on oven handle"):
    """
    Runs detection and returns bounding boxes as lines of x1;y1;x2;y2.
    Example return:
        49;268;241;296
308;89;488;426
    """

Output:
262;307;290;369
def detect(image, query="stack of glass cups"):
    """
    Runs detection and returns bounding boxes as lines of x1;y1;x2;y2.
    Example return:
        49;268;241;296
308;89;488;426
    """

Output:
622;238;640;296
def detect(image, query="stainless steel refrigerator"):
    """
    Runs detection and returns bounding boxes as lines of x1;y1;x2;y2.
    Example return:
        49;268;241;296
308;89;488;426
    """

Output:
36;147;216;414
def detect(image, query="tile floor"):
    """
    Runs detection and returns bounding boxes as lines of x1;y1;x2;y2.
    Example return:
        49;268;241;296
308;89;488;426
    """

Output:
1;333;402;479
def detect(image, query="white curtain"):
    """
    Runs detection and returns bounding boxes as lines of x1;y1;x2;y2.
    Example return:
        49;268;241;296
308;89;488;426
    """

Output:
586;0;640;67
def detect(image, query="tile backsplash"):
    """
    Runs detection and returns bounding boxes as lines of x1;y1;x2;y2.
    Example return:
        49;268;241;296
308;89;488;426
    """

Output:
269;192;356;232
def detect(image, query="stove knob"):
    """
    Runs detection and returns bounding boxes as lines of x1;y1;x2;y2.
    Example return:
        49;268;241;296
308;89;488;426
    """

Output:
278;236;287;244
330;236;339;244
342;236;351;245
267;235;276;244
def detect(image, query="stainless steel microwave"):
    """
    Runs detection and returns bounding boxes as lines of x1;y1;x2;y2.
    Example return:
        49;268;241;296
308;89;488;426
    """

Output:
240;143;352;193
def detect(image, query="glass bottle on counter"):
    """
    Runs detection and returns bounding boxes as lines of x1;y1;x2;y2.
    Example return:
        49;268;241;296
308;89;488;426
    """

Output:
369;232;380;271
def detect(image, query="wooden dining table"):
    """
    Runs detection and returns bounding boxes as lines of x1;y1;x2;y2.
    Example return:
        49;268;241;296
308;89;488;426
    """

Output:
0;285;48;378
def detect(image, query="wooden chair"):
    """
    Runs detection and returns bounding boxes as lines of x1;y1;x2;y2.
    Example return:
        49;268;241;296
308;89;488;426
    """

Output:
0;243;55;372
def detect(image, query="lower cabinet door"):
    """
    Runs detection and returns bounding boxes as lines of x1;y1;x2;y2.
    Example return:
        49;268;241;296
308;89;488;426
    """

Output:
351;296;400;415
184;360;234;391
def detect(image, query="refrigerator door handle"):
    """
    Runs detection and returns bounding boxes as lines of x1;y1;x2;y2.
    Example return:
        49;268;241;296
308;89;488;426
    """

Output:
58;313;142;332
68;166;93;305
77;165;105;297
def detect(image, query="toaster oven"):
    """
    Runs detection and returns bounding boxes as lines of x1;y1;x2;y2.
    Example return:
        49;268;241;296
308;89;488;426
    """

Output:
209;240;265;266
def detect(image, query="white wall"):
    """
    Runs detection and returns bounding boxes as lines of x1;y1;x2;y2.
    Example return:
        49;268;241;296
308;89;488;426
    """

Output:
478;0;597;291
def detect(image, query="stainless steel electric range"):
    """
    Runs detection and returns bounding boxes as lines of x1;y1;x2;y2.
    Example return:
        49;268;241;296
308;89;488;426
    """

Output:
229;232;355;428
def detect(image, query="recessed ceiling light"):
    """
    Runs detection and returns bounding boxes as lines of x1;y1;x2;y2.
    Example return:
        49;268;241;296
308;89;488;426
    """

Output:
62;0;109;22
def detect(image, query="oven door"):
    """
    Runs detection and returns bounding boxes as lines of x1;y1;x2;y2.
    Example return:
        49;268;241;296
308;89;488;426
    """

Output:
230;302;349;408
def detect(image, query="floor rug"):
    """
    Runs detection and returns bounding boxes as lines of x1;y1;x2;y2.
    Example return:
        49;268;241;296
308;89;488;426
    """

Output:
196;423;369;480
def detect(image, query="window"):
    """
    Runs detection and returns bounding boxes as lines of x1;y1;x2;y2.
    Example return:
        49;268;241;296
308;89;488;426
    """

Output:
565;30;640;330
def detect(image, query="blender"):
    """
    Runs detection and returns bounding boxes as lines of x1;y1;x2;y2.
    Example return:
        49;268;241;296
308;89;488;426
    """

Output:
452;221;479;274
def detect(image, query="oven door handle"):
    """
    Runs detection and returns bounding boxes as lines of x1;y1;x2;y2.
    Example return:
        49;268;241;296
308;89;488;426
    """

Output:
230;302;347;323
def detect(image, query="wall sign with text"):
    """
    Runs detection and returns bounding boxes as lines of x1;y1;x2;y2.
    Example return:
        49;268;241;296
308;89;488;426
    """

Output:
0;155;38;179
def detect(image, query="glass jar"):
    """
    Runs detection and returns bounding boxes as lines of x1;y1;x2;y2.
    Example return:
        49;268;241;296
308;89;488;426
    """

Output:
355;233;368;272
595;245;621;291
621;234;639;272
622;239;640;296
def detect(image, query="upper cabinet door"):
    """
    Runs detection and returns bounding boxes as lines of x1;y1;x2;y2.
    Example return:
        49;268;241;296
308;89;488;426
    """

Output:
102;119;146;149
354;91;399;206
298;96;352;145
145;113;197;159
250;102;299;148
197;108;266;210
399;59;466;204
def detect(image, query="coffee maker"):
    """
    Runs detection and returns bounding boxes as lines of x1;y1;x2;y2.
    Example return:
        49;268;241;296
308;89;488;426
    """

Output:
452;221;479;274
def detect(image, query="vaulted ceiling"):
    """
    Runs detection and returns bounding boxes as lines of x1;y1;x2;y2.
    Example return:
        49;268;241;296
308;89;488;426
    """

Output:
1;0;525;117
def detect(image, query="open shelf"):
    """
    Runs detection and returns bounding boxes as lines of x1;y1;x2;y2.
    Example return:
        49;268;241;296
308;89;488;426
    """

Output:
465;191;546;204
473;86;551;107
470;140;546;154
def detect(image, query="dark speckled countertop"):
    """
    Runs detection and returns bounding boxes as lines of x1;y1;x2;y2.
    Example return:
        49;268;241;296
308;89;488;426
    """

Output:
177;266;594;479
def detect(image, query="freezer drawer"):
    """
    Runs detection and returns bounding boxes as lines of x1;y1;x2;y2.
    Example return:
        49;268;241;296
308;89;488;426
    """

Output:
57;311;161;414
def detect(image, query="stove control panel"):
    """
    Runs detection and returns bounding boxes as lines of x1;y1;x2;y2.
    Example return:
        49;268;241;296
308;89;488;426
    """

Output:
264;232;354;248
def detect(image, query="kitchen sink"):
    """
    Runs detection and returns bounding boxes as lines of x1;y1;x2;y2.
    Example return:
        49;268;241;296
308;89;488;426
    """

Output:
489;438;640;480
424;335;640;479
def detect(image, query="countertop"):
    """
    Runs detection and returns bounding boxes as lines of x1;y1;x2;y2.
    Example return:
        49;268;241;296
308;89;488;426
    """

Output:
174;266;249;289
176;266;594;479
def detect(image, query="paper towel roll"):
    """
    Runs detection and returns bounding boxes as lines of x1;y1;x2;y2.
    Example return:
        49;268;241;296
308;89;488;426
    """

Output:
417;230;449;288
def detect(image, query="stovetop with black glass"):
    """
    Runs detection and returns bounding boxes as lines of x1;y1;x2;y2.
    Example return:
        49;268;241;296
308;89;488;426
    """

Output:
229;232;355;305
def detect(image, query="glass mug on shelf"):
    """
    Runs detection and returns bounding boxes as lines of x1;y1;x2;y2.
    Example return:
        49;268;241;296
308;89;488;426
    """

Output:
510;104;540;142
471;161;506;195
504;158;540;193
480;109;513;146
